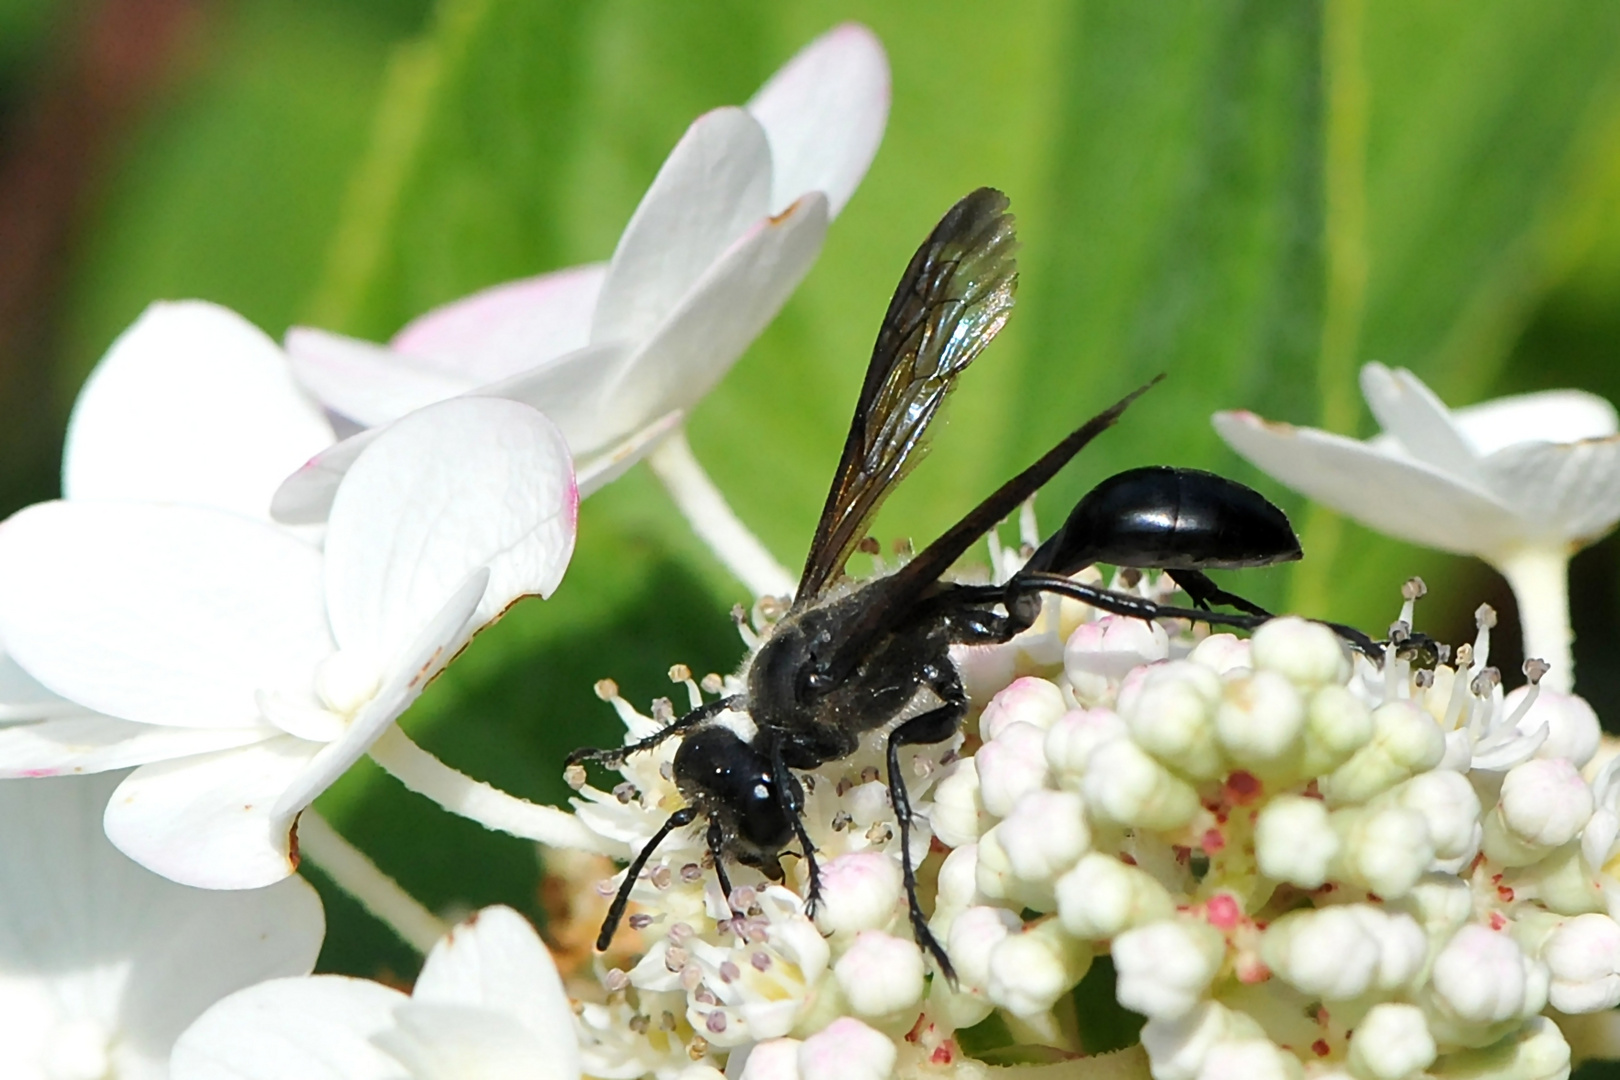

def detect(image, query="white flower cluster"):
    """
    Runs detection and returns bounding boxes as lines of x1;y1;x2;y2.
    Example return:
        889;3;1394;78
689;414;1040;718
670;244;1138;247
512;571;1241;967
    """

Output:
567;581;1618;1080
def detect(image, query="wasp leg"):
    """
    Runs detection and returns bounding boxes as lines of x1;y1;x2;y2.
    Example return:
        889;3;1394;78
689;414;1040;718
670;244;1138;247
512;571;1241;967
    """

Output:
885;662;968;985
706;815;745;929
1164;568;1272;618
766;740;824;917
598;806;699;951
568;694;743;770
1009;571;1382;660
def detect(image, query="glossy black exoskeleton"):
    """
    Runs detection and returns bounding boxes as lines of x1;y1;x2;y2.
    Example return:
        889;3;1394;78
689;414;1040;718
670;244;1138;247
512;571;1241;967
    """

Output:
571;187;1365;981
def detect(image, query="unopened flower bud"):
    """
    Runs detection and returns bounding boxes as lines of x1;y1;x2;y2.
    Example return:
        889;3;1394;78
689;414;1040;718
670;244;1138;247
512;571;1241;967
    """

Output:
1425;1015;1569;1080
1320;701;1444;806
946;905;1021;992
832;931;925;1019
1383;770;1482;865
976;721;1050;818
797;1018;895;1080
1198;1039;1301;1080
1300;685;1373;776
1215;669;1306;776
1543;912;1620;1013
1347;1003;1436;1080
1255;795;1339;888
1503;687;1602;768
1250;616;1349;688
1187;633;1251;675
1125;662;1224;780
1429;924;1547;1026
1056;852;1176;940
1081;736;1200;831
1065;616;1169;704
979;677;1068;741
1044;707;1127;786
813;852;902;937
1114;918;1226;1020
1482;758;1593;866
930;758;989;848
1140;1001;1266;1080
998;789;1091;885
1263;905;1423;1000
1333;804;1434;899
986;918;1091;1017
737;1039;801;1080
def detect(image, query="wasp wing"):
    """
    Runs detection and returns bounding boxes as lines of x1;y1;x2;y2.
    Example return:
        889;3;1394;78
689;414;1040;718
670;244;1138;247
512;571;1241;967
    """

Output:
794;187;1019;605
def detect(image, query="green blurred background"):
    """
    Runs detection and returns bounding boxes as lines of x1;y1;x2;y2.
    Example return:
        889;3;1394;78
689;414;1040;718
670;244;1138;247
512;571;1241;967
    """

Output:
6;0;1620;1056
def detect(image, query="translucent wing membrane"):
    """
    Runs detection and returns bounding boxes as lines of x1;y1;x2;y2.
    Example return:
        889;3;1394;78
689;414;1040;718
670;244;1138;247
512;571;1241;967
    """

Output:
795;187;1018;603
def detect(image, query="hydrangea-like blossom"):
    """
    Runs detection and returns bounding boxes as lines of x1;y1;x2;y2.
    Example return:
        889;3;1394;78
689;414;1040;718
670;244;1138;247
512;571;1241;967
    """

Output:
272;23;890;527
1215;363;1620;693
555;573;1615;1080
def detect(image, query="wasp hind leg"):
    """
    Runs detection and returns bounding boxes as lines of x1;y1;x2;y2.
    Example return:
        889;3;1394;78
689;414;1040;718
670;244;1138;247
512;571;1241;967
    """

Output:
884;662;969;985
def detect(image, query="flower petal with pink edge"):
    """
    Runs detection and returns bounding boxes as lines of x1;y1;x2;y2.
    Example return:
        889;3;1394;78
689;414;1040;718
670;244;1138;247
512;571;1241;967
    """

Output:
169;976;407;1080
392;262;608;381
270;342;626;527
1360;363;1481;481
1453;388;1619;456
0;502;332;729
413;905;579;1066
270;570;487;819
0;715;275;778
285;327;475;428
63;301;334;521
591;107;772;345
603;192;829;433
104;736;321;889
747;22;889;217
323;398;575;655
1213;411;1522;555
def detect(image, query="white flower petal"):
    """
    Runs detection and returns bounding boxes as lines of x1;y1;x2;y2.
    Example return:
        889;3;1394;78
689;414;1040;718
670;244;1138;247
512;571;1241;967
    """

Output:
1453;388;1620;454
1359;363;1481;479
0;645;86;719
270;571;487;819
169;975;407;1080
602;192;829;435
285;327;476;428
473;341;637;456
64;301;333;520
1213;410;1523;555
392;263;608;382
375;1002;553;1080
576;410;684;497
0;502;332;728
412;906;579;1070
746;22;889;217
591;107;772;345
324;398;576;656
271;424;379;526
104;737;321;889
1483;436;1620;547
0;715;275;777
0;774;324;1073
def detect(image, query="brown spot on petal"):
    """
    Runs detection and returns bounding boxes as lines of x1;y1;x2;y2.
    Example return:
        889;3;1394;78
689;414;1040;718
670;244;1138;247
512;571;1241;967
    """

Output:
409;647;445;689
288;815;301;870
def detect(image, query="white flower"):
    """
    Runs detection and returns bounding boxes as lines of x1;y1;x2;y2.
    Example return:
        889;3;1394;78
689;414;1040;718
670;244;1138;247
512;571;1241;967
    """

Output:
273;23;889;522
0;773;324;1080
1215;362;1620;692
169;906;577;1080
0;395;575;888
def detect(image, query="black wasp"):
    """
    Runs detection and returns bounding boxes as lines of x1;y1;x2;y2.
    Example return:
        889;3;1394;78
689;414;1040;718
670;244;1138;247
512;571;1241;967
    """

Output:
571;187;1364;981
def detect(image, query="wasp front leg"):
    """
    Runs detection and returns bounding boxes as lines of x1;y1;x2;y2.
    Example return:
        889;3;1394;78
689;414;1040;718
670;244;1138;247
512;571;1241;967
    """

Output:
884;659;970;984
